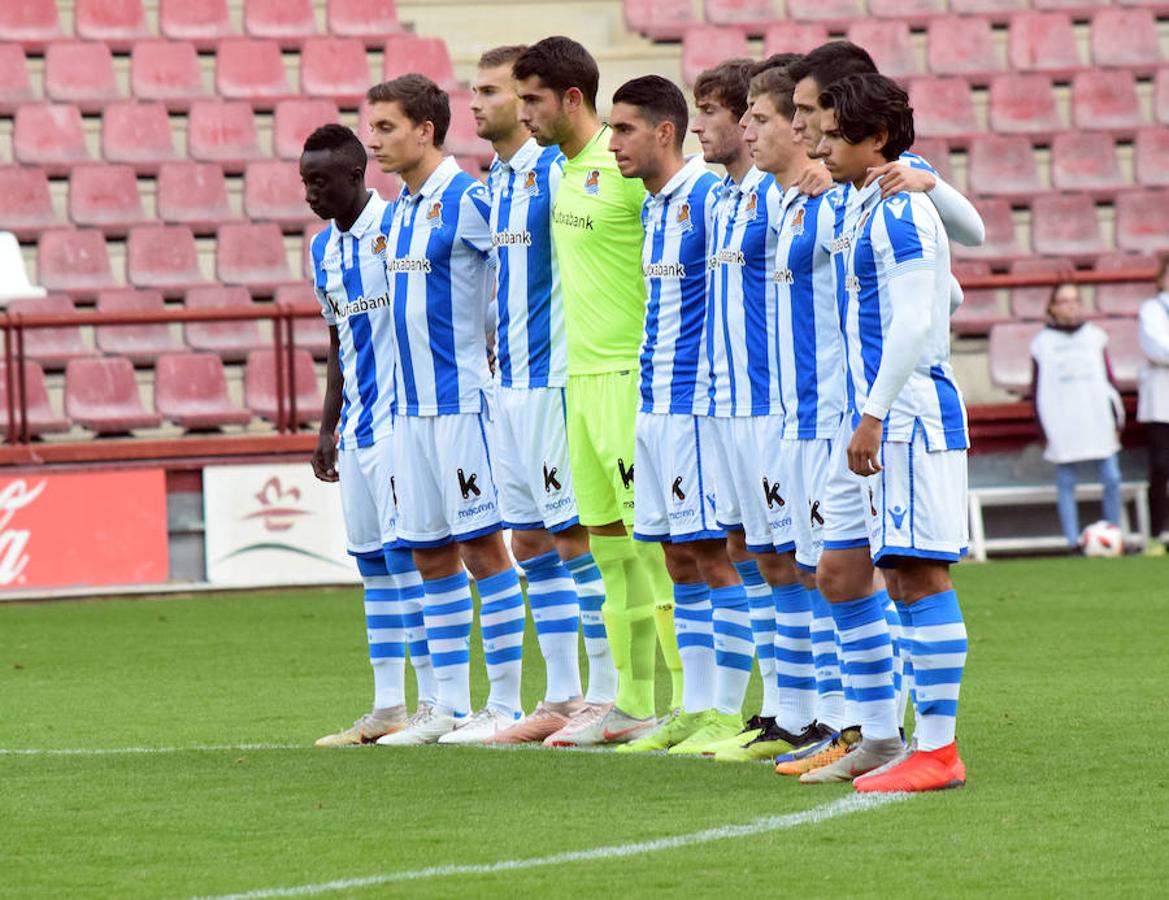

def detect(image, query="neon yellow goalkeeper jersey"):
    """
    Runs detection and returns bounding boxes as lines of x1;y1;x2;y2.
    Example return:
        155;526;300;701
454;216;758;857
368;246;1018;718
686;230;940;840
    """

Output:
551;125;649;374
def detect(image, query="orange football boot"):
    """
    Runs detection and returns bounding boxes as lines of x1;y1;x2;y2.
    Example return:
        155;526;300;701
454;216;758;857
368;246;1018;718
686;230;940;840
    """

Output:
853;741;966;793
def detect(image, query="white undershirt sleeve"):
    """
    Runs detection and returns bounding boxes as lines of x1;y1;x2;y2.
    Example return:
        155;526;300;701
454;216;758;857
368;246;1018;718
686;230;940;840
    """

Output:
927;177;985;247
861;266;935;421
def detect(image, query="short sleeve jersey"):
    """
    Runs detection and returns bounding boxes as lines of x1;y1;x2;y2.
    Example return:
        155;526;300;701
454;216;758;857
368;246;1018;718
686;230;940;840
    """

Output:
551;125;649;374
384;156;494;417
487;138;567;389
638;155;721;415
310;190;396;450
840;182;969;450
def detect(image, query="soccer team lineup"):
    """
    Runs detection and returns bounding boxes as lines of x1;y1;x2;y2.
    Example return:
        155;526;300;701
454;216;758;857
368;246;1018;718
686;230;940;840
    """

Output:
301;35;974;790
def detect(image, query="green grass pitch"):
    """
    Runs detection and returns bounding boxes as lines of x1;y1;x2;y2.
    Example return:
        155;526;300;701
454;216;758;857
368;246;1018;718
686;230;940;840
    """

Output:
2;557;1166;898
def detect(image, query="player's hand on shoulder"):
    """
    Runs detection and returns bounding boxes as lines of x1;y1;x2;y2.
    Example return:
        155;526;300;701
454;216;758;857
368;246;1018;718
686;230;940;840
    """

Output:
797;164;833;197
311;431;339;483
864;162;937;199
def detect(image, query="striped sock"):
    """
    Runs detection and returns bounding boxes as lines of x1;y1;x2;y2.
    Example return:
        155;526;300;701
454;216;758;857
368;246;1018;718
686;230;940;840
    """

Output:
477;568;526;718
884;598;905;729
385;548;436;708
828;592;898;740
421;571;473;719
735;560;777;717
518;551;582;704
907;590;967;751
357;555;405;710
808;588;845;730
564;552;617;705
710;584;752;715
839;626;860;727
773;582;816;733
895;600;917;721
672;582;714;713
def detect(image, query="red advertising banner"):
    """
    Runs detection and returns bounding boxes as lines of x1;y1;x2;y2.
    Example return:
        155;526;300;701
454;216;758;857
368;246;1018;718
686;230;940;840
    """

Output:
0;469;168;592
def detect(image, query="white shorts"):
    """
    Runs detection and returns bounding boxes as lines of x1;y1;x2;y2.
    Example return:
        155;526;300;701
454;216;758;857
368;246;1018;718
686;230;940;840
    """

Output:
787;437;834;572
392;412;503;548
706;415;796;554
822;418;969;567
633;411;724;543
489;384;579;534
337;441;397;557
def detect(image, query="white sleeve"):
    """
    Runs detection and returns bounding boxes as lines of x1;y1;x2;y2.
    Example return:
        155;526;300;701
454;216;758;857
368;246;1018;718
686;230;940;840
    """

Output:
949;274;964;315
1139;299;1169;365
927;177;985;248
861;266;934;421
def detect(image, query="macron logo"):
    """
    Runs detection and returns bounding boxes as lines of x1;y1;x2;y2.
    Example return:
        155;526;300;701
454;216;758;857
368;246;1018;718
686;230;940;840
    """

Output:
886;197;909;218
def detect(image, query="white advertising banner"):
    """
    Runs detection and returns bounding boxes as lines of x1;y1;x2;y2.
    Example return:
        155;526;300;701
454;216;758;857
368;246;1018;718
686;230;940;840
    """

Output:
203;463;360;587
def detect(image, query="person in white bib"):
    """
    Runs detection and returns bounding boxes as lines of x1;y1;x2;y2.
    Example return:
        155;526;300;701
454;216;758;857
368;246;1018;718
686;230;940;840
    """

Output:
1029;283;1124;549
1137;256;1169;556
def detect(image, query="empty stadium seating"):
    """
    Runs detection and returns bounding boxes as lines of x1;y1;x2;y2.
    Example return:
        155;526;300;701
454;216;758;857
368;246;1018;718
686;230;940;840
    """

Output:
847;21;921;79
14;104;91;176
951;261;1008;336
784;0;865;25
154;352;253;430
326;0;402;44
624;0;695;42
244;349;322;425
1094;254;1155;317
8;294;97;369
156;162;237;234
1050;132;1126;198
682;27;750;85
1072;71;1142;135
74;0;150;51
926;17;1002;78
244;161;313;230
705;0;780;32
1115;191;1169;253
126;225;207;296
869;0;946;24
1136;128;1169;188
909;78;979;143
0;45;34;116
0;166;57;240
37;229;116;298
101;101;180;174
187;101;264;172
216;223;295;291
953;199;1024;263
182;286;268;361
762;22;829;55
130;40;209;111
274;99;343;159
95;289;182;364
300;37;371;105
0;361;70;438
1009;257;1073;319
275;285;331;358
1091;8;1163;72
967;134;1042;199
244;0;319;47
215;38;294;108
65;356;163;433
44;41;120;114
69;164;151;235
0;0;64;50
382;34;458;91
988;74;1061;140
1031;194;1108;259
1008;12;1080;76
1098;317;1143;390
158;0;235;49
988;321;1043;394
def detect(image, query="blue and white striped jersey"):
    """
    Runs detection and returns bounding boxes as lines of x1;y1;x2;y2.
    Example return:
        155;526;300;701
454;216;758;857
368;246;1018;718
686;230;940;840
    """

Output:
840;181;969;450
486;139;567;389
639;155;721;415
704;166;784;418
773;186;848;440
310;190;396;450
384;157;495;417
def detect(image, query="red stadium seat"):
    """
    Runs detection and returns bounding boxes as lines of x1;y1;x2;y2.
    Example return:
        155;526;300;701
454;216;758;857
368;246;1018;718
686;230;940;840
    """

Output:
275;284;331;359
1009;256;1073;319
244;348;322;426
444;91;494;166
187;100;264;172
927;18;1003;79
95;288;181;364
624;0;696;42
159;0;235;50
155;352;252;430
274;99;343;159
1031;194;1108;259
1072;71;1142;135
0;0;64;51
8;295;97;368
217;222;295;292
907;138;951;181
952;198;1024;263
988;321;1043;394
131;40;208;111
951;0;1026;18
1158;70;1169;125
907;78;979;143
75;0;149;51
1008;13;1080;76
0;361;71;437
683;27;750;85
382;34;457;91
967;134;1042;199
14;104;91;177
244;0;319;47
1050;132;1126;198
1092;9;1163;72
126;225;207;296
44;41;121;115
1115;190;1169;254
1135;127;1169;188
988;74;1061;140
68;164;151;235
327;0;401;44
1094;254;1153;317
65;356;163;433
156;162;237;234
762;23;829;56
950;261;1008;336
786;0;865;24
0;166;57;240
1097;317;1142;391
101;101;179;175
846;22;921;80
37;229;115;299
1033;0;1097;10
300;37;369;106
705;0;780;33
183;285;267;361
0;45;35;116
868;0;946;25
244;161;312;230
215;38;293;109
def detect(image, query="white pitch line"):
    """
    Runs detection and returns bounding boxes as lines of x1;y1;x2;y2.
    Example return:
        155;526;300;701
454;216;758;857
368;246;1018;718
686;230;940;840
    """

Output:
0;743;304;757
195;793;908;900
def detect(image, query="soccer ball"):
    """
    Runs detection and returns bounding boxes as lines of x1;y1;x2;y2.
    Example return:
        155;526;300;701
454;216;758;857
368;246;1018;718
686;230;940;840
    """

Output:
1080;520;1124;557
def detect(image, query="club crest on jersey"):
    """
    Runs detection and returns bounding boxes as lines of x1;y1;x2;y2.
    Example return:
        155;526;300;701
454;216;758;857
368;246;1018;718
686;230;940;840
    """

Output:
788;206;806;236
425;200;444;229
371;234;387;255
523;169;540;195
741;191;758;222
676;201;693;233
584;169;601;195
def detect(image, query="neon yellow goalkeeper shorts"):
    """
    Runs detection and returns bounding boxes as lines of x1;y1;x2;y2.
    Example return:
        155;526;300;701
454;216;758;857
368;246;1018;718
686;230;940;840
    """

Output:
565;369;639;528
